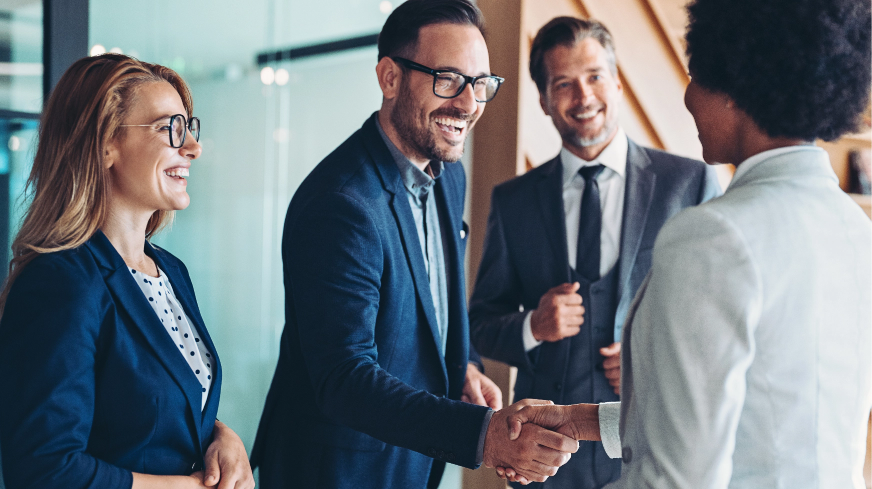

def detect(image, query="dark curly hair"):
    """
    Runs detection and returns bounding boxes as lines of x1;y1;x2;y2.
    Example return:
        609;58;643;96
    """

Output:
685;0;871;141
377;0;484;61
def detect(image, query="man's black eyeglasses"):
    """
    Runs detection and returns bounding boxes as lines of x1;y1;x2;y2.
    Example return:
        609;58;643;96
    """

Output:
392;57;504;103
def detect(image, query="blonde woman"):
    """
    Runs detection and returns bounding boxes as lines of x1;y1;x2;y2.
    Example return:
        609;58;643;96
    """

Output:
0;54;253;489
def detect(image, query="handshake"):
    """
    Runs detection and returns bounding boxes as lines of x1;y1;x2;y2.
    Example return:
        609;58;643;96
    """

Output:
482;400;600;485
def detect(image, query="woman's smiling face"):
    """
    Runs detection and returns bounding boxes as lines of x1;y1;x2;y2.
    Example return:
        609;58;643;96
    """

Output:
106;81;202;216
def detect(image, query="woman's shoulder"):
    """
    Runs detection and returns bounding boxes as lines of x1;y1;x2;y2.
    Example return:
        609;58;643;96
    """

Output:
10;246;108;304
22;246;102;282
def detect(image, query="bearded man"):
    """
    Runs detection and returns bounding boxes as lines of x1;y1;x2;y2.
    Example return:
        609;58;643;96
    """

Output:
250;2;579;488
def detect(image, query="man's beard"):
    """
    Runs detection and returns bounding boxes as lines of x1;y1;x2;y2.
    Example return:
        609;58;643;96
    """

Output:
560;109;618;148
390;79;471;163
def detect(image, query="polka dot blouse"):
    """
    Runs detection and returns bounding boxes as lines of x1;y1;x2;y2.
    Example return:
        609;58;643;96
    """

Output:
129;266;213;411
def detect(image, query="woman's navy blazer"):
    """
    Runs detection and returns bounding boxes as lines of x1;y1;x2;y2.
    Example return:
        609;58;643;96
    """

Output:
0;231;222;489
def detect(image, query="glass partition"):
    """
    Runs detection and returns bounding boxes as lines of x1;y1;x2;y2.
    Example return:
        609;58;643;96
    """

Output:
0;0;42;113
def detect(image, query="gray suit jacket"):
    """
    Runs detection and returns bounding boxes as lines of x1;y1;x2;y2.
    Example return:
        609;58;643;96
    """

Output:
469;139;721;390
609;148;871;488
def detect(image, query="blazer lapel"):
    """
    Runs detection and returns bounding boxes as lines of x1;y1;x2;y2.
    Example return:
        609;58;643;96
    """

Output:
536;156;573;284
619;142;656;302
433;170;466;388
149;244;222;438
363;116;447;378
86;232;206;452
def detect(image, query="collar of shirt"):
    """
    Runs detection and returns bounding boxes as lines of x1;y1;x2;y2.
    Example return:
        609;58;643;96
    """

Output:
375;114;444;203
729;144;823;189
560;127;628;189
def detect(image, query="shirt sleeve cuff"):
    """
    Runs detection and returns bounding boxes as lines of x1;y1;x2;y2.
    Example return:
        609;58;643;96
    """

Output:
598;402;622;459
522;311;543;351
475;408;495;466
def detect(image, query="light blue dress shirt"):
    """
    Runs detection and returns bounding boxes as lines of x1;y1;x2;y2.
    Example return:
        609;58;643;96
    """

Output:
375;119;449;354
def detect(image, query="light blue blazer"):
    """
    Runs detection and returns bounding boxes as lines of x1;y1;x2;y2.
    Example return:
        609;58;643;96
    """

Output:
608;147;871;488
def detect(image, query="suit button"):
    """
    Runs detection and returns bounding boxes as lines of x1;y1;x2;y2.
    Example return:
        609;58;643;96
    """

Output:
446;452;455;462
554;383;563;391
622;447;632;463
437;450;445;459
428;448;437;457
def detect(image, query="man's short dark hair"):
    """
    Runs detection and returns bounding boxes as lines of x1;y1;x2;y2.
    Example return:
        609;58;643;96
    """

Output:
529;17;617;94
686;0;871;141
377;0;485;61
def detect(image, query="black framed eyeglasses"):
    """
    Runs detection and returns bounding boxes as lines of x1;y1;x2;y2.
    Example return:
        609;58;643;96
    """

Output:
120;114;200;148
392;57;504;103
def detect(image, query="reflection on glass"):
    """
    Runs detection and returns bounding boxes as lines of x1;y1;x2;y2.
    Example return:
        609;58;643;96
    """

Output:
0;0;43;113
0;117;38;285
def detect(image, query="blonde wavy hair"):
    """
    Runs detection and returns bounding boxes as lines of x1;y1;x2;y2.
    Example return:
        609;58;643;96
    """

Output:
0;54;193;313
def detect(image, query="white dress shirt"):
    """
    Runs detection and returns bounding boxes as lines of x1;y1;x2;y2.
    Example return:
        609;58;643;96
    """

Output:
522;128;629;350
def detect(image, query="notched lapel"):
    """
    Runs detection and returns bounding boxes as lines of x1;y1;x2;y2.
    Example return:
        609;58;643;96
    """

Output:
389;192;448;379
364;115;448;379
149;245;222;435
86;232;206;452
619;143;656;302
536;158;572;283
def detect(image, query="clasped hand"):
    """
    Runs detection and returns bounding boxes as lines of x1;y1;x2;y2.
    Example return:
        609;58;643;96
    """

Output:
482;400;578;485
491;403;601;484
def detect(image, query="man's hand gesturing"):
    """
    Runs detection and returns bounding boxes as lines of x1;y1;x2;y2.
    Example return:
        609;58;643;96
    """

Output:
530;282;585;343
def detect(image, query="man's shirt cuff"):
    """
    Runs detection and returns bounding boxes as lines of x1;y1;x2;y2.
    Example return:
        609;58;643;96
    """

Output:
522;311;543;351
598;402;622;459
475;408;495;465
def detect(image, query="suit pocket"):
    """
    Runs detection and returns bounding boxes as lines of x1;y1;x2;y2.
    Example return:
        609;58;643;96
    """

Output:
300;418;386;452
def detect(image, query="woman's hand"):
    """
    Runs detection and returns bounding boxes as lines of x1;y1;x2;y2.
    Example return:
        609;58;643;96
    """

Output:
203;420;255;489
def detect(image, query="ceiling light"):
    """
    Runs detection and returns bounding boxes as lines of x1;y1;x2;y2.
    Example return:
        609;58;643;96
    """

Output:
275;68;289;86
261;66;275;85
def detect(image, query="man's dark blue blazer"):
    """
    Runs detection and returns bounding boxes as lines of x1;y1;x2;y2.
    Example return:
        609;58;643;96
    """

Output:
250;113;489;489
0;231;222;489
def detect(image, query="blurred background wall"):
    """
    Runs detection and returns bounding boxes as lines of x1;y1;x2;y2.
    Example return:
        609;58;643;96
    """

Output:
0;1;868;488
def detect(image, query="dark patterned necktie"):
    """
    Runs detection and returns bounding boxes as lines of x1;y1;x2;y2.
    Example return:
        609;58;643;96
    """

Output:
576;164;604;281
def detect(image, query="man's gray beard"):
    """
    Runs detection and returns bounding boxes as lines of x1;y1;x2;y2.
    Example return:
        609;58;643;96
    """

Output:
563;119;617;148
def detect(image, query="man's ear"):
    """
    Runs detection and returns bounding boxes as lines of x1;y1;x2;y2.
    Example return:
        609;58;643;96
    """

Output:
376;57;402;101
